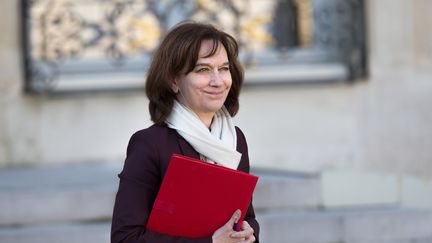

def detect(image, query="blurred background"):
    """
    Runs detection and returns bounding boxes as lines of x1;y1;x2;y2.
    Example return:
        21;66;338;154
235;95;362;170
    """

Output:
1;0;432;242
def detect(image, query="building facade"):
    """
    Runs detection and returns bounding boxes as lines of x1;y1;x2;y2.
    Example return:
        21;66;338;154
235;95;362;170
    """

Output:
1;0;432;208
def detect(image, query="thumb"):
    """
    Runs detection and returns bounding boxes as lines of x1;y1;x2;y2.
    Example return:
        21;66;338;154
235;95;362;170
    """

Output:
227;209;241;227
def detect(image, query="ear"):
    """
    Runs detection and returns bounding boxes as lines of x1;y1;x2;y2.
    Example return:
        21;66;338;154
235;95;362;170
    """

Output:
171;80;179;94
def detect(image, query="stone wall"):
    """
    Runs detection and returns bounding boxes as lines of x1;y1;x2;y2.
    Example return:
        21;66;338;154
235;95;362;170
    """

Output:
412;0;432;70
1;0;432;179
0;1;152;166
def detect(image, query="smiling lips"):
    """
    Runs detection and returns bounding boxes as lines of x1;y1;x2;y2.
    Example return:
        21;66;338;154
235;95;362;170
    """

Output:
204;90;226;98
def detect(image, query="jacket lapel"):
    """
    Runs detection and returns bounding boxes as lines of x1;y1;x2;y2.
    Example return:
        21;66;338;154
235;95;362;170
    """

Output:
176;135;200;160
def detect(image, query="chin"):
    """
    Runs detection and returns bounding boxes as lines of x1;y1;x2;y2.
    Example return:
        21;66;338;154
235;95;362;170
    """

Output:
205;104;224;113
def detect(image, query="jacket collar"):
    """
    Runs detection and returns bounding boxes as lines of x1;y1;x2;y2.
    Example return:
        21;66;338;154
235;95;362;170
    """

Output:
176;134;200;160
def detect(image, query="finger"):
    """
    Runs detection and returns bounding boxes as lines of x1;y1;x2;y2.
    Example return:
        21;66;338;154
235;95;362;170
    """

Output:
248;234;256;242
227;209;241;228
230;230;247;239
230;226;254;238
241;221;251;230
243;221;254;235
237;234;256;243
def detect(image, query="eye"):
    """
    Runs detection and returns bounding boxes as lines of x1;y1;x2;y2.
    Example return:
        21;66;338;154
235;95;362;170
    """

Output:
219;66;230;72
196;67;210;73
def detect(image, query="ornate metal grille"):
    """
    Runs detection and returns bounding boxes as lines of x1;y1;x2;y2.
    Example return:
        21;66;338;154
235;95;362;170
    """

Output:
22;0;367;94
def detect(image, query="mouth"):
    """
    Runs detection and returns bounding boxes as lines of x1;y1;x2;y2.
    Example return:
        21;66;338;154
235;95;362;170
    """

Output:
206;90;224;95
204;90;226;99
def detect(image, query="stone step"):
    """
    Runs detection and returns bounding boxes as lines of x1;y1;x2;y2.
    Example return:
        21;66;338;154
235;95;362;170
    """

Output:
0;164;320;226
1;209;432;243
0;222;110;243
257;209;432;243
251;168;321;211
0;163;119;226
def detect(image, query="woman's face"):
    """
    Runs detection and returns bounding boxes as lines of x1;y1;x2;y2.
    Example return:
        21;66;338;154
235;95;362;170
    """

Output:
174;40;232;124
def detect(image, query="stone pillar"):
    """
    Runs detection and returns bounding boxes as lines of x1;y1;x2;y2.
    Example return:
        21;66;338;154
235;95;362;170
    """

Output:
0;0;23;165
0;0;22;98
0;0;42;166
366;0;413;73
412;0;432;71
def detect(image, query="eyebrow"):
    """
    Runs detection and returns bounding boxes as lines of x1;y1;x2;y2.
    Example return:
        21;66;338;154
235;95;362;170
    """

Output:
195;62;230;68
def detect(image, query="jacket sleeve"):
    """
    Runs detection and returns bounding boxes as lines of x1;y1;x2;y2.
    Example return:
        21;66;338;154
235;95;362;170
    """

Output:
235;127;260;243
111;131;212;243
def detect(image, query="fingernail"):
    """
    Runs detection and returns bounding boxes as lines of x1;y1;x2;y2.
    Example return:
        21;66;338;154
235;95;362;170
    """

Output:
235;210;241;218
234;210;241;222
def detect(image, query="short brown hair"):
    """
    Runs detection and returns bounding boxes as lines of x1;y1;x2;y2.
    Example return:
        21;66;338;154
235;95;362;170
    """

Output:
145;22;244;124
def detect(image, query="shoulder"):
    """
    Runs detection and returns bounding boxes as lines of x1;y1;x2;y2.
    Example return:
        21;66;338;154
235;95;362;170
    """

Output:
132;123;172;138
235;126;246;140
235;126;250;172
235;126;248;154
121;124;178;180
129;123;175;143
126;123;177;155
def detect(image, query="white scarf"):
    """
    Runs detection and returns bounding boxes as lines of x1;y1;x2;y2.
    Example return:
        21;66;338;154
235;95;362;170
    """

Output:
165;100;242;170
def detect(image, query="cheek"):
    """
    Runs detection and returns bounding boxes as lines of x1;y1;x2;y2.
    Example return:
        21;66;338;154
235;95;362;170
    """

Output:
179;77;200;93
223;73;233;88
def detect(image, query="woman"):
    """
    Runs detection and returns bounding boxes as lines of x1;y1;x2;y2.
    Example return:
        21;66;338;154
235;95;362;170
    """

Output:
111;22;259;243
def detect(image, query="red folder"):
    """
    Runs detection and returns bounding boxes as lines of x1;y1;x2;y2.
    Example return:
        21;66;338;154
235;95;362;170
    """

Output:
146;154;259;238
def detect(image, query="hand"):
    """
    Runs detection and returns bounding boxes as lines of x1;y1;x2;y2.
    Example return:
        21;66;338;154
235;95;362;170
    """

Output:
212;209;245;243
230;221;255;243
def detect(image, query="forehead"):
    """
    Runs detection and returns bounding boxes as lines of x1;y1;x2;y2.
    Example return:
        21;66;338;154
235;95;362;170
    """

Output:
198;39;228;60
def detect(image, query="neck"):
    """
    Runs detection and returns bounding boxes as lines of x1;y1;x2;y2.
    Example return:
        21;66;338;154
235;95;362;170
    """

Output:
196;113;214;128
175;100;215;128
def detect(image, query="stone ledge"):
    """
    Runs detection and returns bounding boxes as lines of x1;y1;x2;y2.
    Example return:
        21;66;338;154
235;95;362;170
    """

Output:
0;164;320;226
0;188;115;225
257;209;432;243
0;163;120;226
252;168;321;210
2;209;432;243
0;223;110;243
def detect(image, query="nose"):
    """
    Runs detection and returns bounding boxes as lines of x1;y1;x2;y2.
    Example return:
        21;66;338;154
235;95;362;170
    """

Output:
210;70;222;86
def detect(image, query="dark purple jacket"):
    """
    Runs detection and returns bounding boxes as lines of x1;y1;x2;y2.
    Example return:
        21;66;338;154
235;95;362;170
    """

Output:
111;124;260;243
